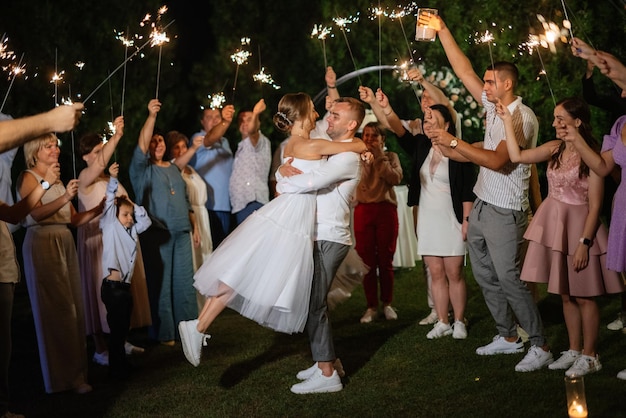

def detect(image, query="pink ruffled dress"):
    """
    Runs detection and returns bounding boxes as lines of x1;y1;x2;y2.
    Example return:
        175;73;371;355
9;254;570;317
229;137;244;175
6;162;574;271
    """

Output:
521;151;624;297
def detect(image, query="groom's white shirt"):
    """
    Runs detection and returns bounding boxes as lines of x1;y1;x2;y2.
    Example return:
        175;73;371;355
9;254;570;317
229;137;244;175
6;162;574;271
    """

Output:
276;145;361;246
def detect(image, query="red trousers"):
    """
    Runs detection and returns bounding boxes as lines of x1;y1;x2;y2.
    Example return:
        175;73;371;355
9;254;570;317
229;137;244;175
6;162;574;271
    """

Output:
354;202;399;308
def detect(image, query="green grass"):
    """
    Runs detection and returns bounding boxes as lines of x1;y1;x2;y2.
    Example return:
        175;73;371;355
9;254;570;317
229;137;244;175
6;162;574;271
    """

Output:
9;262;626;417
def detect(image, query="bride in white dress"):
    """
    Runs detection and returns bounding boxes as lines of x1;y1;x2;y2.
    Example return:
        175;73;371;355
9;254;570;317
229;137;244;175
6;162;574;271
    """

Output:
179;93;366;366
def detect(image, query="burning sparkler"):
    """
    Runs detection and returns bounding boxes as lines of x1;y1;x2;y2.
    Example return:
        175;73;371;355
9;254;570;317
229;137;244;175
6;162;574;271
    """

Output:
230;37;252;103
311;24;333;69
333;12;361;85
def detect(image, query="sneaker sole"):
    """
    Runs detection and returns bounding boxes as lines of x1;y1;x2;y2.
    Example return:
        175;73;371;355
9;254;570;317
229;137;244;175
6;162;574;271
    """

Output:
178;322;200;367
476;347;524;356
427;330;453;340
290;383;343;394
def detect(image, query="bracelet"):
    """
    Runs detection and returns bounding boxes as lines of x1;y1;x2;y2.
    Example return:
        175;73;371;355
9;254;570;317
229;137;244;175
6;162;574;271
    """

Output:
464;216;469;222
327;85;337;89
384;110;393;116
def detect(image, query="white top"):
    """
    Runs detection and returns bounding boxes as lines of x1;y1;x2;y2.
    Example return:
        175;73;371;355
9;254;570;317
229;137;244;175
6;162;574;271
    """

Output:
277;146;361;245
473;91;538;211
228;132;271;213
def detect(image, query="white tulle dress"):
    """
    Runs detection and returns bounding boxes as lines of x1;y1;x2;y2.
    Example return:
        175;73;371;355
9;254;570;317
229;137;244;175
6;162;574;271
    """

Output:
193;158;321;334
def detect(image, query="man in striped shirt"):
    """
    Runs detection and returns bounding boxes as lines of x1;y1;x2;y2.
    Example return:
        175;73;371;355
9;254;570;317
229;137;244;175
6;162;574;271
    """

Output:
428;15;553;372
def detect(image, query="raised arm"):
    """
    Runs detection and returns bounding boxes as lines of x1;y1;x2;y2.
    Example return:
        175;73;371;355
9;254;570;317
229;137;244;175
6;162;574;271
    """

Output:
325;66;340;101
358;86;391;131
138;99;161;154
203;105;235;147
78;116;124;191
431;16;484;102
496;99;558;164
408;68;458;123
562;123;615;177
173;134;203;170
374;88;406;137
0;103;84;153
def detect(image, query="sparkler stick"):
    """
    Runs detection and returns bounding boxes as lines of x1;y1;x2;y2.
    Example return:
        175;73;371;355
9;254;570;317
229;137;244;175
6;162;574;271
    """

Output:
536;49;556;107
120;27;131;117
391;10;415;65
0;52;24;113
333;13;361;85
478;30;497;89
83;19;175;104
376;4;383;88
559;0;574;40
311;24;332;70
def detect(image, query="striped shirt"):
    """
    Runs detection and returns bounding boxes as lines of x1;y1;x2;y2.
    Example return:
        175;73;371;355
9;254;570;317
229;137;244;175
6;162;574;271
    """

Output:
473;91;538;211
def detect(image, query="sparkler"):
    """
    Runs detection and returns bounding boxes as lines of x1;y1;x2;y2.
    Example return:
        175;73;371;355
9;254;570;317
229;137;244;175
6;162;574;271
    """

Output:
143;6;171;99
115;28;138;116
478;29;497;89
0;52;25;113
206;92;226;110
253;67;280;90
311;24;333;70
83;19;175;104
559;0;574;40
368;4;384;88
230;37;251;103
521;34;556;107
333;12;361;85
389;8;416;72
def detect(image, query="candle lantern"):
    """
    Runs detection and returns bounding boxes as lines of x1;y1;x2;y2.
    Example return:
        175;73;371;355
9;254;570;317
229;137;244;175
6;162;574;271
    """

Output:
565;376;588;418
415;8;438;42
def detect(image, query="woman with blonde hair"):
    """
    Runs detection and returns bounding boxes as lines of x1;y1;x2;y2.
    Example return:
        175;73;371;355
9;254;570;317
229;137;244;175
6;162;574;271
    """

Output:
18;133;102;394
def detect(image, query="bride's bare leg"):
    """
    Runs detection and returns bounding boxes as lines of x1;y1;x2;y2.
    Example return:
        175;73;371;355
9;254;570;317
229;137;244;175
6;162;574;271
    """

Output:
196;283;233;333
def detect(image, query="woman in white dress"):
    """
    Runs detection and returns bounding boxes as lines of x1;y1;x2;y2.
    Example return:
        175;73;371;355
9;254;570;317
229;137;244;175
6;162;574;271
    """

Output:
178;92;366;366
417;105;476;339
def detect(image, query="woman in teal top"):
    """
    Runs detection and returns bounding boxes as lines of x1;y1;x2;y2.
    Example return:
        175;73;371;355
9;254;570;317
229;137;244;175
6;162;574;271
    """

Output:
130;99;197;344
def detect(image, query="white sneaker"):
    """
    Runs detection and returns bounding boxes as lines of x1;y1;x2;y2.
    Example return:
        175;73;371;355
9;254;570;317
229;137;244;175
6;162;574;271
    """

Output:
124;342;145;355
93;351;109;366
296;359;346;380
617;369;626;380
360;308;378;324
452;320;468;339
383;305;398;320
607;312;625;330
548;350;581;370
178;319;210;367
515;346;554;372
419;310;438;325
290;368;342;394
426;321;452;339
476;335;524;355
565;355;602;377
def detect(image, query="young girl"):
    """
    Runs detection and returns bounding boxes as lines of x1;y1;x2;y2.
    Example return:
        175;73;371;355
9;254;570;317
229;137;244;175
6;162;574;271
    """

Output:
100;162;152;379
496;97;624;377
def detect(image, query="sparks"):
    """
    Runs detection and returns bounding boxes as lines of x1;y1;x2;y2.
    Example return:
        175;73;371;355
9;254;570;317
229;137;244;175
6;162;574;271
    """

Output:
231;49;251;65
253;67;280;89
311;24;332;40
333;13;360;32
150;29;170;47
207;92;226;110
75;61;85;70
50;70;65;84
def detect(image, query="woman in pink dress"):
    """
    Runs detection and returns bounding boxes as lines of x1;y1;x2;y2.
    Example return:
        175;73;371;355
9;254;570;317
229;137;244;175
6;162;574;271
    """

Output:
77;117;150;366
497;97;623;377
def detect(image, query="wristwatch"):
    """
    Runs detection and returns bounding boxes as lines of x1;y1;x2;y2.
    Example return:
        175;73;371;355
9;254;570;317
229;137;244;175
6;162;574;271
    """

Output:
450;139;458;149
579;237;592;246
40;179;50;190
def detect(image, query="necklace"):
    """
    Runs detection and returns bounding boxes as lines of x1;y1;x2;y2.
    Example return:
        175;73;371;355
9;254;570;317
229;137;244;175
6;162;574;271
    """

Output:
154;165;176;195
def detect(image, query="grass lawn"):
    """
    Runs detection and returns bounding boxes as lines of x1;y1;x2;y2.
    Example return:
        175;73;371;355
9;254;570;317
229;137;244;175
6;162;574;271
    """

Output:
8;262;626;417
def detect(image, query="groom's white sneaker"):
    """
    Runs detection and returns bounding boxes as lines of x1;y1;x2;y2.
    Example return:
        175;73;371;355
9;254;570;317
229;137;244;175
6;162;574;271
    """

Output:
178;319;210;367
296;358;345;380
290;368;343;394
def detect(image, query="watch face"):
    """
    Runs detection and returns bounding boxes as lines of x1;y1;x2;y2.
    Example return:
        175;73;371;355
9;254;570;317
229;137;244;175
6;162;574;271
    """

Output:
41;181;50;190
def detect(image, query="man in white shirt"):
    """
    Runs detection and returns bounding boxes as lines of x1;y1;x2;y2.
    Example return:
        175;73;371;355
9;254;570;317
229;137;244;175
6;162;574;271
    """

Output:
428;16;552;373
229;99;271;225
277;97;365;394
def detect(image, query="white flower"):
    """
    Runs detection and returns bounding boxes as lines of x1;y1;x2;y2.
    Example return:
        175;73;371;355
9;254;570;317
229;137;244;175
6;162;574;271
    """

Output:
470;102;477;109
464;119;473;127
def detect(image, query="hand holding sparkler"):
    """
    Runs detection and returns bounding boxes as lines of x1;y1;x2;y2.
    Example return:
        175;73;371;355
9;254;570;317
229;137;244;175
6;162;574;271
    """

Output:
594;51;626;91
358;85;376;105
221;104;236;125
570;37;597;61
109;116;125;142
47;103;85;132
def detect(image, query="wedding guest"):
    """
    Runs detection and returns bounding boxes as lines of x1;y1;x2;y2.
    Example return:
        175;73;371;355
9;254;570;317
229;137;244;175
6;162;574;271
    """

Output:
189;106;235;246
166;130;212;310
100;162;152;379
130;99;197;345
1;158;59;417
354;122;403;323
229;99;271;225
499;97;623;376
17;133;102;394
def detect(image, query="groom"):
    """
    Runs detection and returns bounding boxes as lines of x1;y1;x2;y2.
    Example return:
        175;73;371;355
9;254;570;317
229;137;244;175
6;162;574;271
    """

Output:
278;97;366;394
